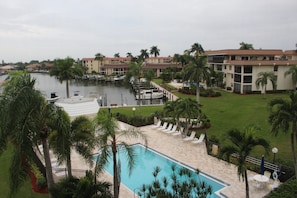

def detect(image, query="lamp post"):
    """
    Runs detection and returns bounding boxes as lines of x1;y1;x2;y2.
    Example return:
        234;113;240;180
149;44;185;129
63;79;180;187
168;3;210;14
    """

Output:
272;147;278;163
132;107;136;117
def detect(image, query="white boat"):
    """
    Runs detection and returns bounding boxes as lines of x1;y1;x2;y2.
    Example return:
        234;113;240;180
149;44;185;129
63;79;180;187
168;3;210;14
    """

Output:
135;89;164;100
47;92;60;103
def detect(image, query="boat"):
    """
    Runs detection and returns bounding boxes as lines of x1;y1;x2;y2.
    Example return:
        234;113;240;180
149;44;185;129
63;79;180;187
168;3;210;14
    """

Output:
135;89;164;100
47;92;60;103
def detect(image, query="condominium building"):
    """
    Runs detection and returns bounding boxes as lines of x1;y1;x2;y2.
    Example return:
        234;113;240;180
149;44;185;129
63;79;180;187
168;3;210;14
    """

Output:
81;56;181;77
206;49;297;94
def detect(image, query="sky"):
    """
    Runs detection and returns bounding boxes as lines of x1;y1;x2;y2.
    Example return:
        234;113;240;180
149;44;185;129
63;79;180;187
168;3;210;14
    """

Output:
1;0;297;63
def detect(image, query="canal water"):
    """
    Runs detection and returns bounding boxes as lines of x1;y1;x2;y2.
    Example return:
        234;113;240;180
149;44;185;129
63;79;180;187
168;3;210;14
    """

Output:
0;73;164;106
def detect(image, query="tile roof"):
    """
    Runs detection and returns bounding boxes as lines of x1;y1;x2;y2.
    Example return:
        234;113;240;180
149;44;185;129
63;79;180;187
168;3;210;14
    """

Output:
143;63;182;69
205;49;284;56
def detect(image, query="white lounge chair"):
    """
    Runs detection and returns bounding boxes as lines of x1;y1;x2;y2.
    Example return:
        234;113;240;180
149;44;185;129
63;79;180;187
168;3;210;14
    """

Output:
192;133;205;144
152;120;162;128
118;122;127;131
172;127;183;136
162;123;173;132
158;122;168;131
183;131;196;141
166;125;177;134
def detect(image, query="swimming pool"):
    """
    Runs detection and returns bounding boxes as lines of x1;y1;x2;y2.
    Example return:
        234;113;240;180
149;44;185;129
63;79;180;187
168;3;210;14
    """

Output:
95;144;227;197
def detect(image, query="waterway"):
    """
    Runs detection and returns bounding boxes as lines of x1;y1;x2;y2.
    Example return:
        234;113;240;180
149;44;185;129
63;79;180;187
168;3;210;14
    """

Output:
0;73;164;106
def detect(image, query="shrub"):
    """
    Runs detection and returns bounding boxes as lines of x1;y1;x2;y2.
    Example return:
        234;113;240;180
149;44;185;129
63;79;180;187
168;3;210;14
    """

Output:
264;179;297;198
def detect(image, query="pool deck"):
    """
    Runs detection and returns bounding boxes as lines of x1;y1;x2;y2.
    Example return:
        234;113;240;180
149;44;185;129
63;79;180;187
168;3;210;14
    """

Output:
68;122;273;198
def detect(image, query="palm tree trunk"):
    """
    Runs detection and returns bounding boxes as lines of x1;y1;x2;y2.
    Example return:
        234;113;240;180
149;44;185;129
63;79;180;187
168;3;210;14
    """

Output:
67;154;72;178
244;170;250;198
292;121;297;178
196;85;200;105
41;138;54;198
112;140;119;198
66;80;69;98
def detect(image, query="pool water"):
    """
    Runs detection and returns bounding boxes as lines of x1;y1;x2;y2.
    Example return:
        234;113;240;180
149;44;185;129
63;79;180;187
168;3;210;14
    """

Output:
95;144;227;197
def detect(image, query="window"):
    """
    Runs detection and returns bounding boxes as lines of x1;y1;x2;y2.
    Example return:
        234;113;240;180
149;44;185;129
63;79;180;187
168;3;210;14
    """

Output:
243;85;252;94
217;65;222;71
243;76;252;83
274;65;278;72
234;66;242;73
224;66;226;70
244;66;252;73
231;56;235;60
234;74;241;82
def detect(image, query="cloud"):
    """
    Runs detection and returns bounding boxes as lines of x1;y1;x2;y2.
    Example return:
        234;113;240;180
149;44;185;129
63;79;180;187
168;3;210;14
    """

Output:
0;0;296;62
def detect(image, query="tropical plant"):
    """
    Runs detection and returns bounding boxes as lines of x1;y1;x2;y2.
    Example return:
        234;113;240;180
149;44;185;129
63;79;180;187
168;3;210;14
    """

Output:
219;126;270;198
93;110;147;198
239;42;254;50
183;55;210;104
49;170;112;198
255;71;277;96
150;46;160;57
268;91;297;178
173;53;189;67
137;165;212;198
139;49;149;61
50;57;84;98
284;65;297;90
48;115;96;178
190;42;205;57
176;98;202;135
0;72;69;198
114;53;120;58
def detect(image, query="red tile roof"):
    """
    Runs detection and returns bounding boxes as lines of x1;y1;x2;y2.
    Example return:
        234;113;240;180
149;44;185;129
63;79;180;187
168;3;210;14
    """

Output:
205;49;284;56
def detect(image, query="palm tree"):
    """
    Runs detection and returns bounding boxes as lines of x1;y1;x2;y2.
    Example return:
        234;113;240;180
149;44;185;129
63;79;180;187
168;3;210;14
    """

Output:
48;115;96;178
94;110;147;198
0;72;68;198
183;55;210;104
139;49;149;61
150;46;160;57
239;42;254;50
268;91;297;178
128;61;144;103
173;53;189;67
50;57;84;98
175;98;202;135
284;65;297;90
190;42;204;57
255;71;277;96
219;126;269;198
114;53;120;58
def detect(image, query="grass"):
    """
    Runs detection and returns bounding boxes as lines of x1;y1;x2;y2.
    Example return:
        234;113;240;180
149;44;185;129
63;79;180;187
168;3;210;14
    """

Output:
0;144;48;198
111;89;293;165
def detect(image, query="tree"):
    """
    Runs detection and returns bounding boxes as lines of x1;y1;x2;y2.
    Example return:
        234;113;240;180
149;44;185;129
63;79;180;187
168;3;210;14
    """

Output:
190;42;204;57
0;72;68;198
219;126;270;198
183;55;210;104
175;98;202;135
94;110;147;198
139;49;149;61
268;91;297;178
284;65;297;90
173;53;189;67
48;115;96;178
137;166;212;198
50;57;84;98
150;46;160;57
239;42;254;50
127;61;144;104
255;71;277;96
49;170;112;198
114;53;120;58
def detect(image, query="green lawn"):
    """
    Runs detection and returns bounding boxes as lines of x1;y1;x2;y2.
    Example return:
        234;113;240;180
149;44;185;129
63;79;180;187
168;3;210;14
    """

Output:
111;90;293;165
0;144;48;198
